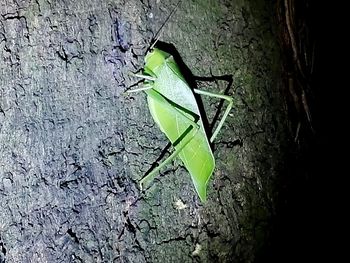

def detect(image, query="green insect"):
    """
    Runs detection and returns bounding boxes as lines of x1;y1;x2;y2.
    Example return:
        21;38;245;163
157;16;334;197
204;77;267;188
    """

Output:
127;45;233;202
126;1;233;202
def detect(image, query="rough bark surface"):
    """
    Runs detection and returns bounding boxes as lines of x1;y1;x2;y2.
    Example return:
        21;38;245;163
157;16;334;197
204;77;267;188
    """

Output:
0;0;284;262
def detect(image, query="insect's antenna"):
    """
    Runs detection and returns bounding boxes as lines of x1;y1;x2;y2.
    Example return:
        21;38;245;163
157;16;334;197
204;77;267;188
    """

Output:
148;0;182;51
149;34;161;50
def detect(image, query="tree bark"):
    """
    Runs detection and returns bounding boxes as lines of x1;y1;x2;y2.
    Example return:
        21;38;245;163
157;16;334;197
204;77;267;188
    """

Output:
0;0;285;262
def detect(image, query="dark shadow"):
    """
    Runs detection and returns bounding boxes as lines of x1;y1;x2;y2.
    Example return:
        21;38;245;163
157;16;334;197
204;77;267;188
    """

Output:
256;1;337;262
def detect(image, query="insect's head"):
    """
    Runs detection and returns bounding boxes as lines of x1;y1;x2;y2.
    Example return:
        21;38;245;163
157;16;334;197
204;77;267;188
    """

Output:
143;0;182;70
144;48;171;72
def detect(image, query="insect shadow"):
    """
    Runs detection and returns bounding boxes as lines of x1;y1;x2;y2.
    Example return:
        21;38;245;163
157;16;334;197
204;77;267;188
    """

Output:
144;41;234;176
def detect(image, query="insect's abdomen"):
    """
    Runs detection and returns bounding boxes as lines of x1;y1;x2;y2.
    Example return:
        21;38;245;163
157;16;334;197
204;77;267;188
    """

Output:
147;59;214;201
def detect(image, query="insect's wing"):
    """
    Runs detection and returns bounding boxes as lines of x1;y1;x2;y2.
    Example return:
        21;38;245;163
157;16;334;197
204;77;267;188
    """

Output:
177;124;215;202
165;58;215;201
163;58;186;83
147;88;214;202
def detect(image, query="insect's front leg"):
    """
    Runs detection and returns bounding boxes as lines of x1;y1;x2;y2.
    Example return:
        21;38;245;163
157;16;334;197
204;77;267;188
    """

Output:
125;83;153;93
125;67;157;93
129;73;155;81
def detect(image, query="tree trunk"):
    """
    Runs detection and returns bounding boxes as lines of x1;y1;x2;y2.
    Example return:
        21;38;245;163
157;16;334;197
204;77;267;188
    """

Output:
0;0;285;262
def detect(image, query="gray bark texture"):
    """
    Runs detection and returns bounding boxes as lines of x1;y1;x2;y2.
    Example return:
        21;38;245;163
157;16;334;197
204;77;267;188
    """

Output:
0;0;285;262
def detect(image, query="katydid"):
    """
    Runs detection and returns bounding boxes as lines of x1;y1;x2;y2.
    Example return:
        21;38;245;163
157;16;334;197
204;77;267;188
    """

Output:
127;47;233;202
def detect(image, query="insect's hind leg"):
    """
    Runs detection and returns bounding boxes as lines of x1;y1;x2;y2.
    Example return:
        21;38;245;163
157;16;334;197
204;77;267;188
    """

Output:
139;89;200;190
193;88;233;143
139;124;199;190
